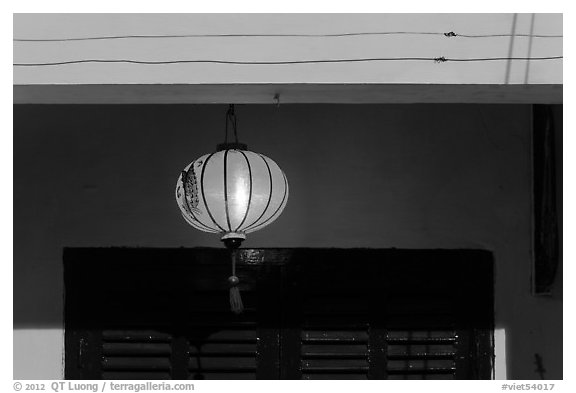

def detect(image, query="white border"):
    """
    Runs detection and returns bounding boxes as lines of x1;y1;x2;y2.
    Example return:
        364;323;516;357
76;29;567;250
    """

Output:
5;3;570;390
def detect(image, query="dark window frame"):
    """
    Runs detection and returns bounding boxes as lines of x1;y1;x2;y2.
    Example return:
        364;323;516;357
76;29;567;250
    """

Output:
65;248;494;380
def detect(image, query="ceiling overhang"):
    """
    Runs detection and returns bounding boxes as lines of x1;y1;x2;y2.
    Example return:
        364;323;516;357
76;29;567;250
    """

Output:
14;83;563;104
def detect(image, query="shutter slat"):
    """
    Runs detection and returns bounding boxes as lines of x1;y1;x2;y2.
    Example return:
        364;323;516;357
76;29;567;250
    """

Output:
386;337;456;344
302;366;370;373
388;344;455;355
301;344;368;359
189;357;256;371
103;343;171;356
102;357;171;371
387;353;455;360
302;330;368;343
102;371;171;379
189;343;256;356
102;330;172;342
387;359;455;370
387;367;456;375
387;330;455;338
302;359;368;370
388;373;455;380
188;372;257;380
303;373;367;380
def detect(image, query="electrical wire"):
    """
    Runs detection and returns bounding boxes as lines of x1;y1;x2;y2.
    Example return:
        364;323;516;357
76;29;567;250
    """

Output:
13;31;563;42
13;56;563;67
456;33;562;38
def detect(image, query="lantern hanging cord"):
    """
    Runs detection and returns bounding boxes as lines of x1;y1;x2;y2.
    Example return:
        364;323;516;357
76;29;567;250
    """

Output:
224;104;239;144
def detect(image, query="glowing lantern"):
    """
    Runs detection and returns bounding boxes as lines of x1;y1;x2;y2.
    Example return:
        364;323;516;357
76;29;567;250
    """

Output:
175;105;288;313
175;148;288;246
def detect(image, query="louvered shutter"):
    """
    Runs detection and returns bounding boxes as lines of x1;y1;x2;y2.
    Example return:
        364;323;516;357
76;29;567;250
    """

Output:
64;248;281;380
300;328;370;379
280;249;493;380
101;330;173;379
65;248;492;380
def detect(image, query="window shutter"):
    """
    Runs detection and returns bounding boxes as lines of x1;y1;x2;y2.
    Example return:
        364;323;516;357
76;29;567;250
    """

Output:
188;327;258;379
65;248;492;380
300;328;370;379
101;330;173;380
280;249;493;380
385;329;457;379
64;248;281;380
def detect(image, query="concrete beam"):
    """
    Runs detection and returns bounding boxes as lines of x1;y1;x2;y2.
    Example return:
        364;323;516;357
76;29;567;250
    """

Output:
13;83;563;104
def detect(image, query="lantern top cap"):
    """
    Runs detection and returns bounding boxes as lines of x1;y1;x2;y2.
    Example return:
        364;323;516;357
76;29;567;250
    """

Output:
216;142;248;152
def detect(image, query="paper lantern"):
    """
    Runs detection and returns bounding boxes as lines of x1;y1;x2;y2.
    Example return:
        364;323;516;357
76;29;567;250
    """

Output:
175;145;289;245
175;105;288;313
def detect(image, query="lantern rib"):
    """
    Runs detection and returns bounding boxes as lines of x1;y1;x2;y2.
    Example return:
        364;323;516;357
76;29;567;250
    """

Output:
242;153;274;232
200;151;227;232
223;149;233;232
181;210;219;233
247;169;288;233
235;150;253;232
181;162;220;233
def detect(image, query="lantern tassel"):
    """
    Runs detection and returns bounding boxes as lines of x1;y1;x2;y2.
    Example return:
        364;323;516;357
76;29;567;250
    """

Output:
229;286;244;314
228;250;244;314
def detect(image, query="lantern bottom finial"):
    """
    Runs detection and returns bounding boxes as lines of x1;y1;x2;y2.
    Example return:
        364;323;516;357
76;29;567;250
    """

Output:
221;231;245;314
221;232;246;250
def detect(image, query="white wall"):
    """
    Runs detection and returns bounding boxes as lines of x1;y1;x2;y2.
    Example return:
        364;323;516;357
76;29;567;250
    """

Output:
13;104;562;379
14;13;562;85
